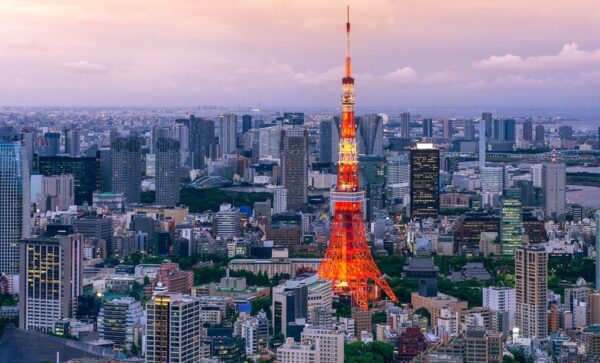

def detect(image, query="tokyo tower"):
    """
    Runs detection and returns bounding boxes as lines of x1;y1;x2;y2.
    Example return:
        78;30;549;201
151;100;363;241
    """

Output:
318;7;398;311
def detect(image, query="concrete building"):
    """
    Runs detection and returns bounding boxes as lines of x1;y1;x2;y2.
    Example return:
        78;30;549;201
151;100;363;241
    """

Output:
410;143;440;218
500;188;523;256
0;140;30;275
273;186;288;214
155;137;180;207
319;118;340;164
146;293;201;363
357;114;384;156
219;113;237;155
111;135;142;204
19;235;82;332
400;112;411;139
97;297;143;349
277;337;319;363
301;325;345;363
281;128;309;211
543;161;566;219
482;287;516;329
36;175;74;212
480;167;504;194
215;204;241;238
515;245;548;338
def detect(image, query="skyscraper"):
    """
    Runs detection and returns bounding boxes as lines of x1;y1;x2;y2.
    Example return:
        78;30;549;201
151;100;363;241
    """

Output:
478;119;486;169
19;234;82;332
187;115;215;169
155;137;180;207
146;293;202;363
358;155;386;222
319;119;340;164
543;159;566;219
535;124;545;145
515;245;548;338
422;118;433;139
64;128;80;157
442;119;453;139
242;114;252;134
356;114;383;155
410;143;440;218
219;113;238;155
0;140;30;275
558;125;573;140
482;112;493;138
480;167;504;194
464;119;475;140
273;186;288;214
523;120;533;142
280;128;309;212
44;131;61;156
111;135;142;204
500;188;523;256
400;112;411;139
37;155;99;205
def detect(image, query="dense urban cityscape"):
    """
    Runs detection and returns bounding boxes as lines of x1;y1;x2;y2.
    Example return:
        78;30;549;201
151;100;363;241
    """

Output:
2;2;600;363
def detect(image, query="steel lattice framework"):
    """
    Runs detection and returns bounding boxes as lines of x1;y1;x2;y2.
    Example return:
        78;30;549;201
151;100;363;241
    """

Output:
318;7;398;311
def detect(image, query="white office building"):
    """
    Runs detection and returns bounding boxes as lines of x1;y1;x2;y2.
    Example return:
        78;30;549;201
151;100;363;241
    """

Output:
483;287;516;329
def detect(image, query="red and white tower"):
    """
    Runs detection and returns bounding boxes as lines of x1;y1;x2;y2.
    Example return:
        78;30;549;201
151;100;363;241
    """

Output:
318;7;398;311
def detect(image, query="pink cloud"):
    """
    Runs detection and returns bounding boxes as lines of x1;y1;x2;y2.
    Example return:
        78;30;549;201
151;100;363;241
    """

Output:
62;61;110;74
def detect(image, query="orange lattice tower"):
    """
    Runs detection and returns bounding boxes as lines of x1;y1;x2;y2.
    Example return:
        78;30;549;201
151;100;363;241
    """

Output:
318;7;398;311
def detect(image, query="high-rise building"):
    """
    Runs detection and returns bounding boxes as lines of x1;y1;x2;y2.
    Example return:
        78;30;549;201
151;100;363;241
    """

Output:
443;119;453;139
215;204;241;238
219;113;237;155
36;175;74;212
301;325;345;363
515;245;548;338
272;284;308;337
558;125;573;140
523;120;533;142
44;131;61;156
531;164;543;188
483;287;516;329
400;112;411;139
535;124;545;144
36;155;98;205
482;112;493;138
319;119;340;164
146;293;202;363
358;155;386;222
64;128;80;157
357;114;383;155
0;140;30;275
97;297;143;349
155;137;180;207
73;215;113;255
464;328;502;363
410;143;440;218
480;167;504;194
387;155;410;184
423;118;433;139
504;119;516;142
478;120;486;169
273;186;288;214
19;234;82;332
596;211;600;292
281;128;309;212
242;114;252;134
111;135;142;204
543;161;566;219
187;115;215;169
97;148;112;192
500;188;523;256
464;119;475;140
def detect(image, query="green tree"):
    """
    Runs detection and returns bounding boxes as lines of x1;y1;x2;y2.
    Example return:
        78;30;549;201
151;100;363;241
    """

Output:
372;311;387;324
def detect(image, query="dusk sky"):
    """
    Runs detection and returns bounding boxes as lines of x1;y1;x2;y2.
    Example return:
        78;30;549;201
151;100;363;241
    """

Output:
2;0;600;107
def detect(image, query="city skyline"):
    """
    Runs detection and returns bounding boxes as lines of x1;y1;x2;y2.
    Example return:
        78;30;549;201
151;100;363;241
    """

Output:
2;0;600;107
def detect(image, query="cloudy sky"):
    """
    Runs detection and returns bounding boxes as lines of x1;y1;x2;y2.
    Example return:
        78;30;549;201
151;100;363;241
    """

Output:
2;0;600;107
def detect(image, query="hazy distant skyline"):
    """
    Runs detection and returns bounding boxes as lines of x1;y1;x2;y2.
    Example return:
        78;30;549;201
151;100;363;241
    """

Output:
2;0;600;107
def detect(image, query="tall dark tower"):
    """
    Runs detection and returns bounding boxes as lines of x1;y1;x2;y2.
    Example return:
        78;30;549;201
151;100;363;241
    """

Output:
318;7;398;311
410;143;440;218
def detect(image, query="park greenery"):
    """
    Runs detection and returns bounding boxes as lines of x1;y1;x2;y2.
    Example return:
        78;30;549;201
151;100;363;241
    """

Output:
141;189;272;213
345;341;394;363
567;172;600;187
